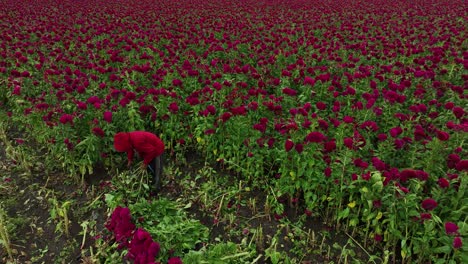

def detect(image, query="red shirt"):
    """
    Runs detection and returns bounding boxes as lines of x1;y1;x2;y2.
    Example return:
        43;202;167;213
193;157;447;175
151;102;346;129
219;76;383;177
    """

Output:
114;131;165;165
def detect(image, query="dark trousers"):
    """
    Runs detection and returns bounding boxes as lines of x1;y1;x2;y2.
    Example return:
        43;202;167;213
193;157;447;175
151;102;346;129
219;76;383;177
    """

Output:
147;154;163;191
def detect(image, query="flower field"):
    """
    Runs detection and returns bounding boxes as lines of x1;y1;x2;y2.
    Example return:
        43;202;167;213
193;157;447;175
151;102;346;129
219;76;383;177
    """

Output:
1;0;467;263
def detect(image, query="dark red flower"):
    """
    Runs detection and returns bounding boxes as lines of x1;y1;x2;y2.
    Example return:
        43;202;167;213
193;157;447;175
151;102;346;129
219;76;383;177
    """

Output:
305;131;326;143
389;126;403;138
282;87;297;96
92;127;105;137
420;213;432;221
421;198;438;211
285;139;294;152
455;160;468;171
105;207;135;247
316;102;327;110
59;114;74;125
453;237;462;249
447;154;461;169
168;102;179;113
436;130;450;141
295;143;304;153
343;137;354;149
452;106;465;119
373;200;382;208
168;257;183;264
323;140;336;153
445;222;459;235
437;178;450;188
374;234;382;242
304;76;315;86
172;79;183;86
127;228;160;264
103;111;112;123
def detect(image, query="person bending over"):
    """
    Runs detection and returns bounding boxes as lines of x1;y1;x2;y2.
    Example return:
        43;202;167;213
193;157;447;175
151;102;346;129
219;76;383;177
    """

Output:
114;131;164;191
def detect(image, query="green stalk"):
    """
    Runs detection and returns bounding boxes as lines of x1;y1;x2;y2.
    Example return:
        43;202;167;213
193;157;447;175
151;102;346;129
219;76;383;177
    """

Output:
0;208;13;261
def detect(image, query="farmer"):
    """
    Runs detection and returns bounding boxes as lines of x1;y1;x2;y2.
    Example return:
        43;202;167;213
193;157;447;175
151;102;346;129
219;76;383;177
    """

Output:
114;131;165;191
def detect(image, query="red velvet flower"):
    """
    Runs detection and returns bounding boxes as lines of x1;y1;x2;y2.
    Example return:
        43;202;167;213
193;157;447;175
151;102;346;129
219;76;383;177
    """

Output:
445;222;459;235
421;198;438;211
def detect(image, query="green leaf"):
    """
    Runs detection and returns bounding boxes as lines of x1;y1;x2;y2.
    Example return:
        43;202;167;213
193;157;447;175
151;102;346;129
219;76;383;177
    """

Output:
338;207;350;220
433;245;451;254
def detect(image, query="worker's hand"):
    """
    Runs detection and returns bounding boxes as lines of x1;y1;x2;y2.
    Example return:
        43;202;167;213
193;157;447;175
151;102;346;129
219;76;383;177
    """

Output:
127;160;132;167
140;162;147;170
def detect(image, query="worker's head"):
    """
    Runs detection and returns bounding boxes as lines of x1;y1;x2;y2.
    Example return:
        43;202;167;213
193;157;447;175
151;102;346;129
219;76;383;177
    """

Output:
114;132;131;152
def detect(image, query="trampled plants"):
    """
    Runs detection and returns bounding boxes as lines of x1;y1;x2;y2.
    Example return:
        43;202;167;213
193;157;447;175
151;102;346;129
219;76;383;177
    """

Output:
1;0;467;262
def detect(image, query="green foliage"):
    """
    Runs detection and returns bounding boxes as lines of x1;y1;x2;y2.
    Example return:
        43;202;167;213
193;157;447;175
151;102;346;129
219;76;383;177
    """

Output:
183;242;256;264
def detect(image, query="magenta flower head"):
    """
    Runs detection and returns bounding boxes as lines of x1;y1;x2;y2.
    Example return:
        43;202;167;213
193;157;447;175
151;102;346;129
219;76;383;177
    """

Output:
419;213;431;222
452;106;465;119
305;131;326;143
389;126;403;138
374;234;383;242
168;102;179;113
436;130;450;141
445;222;459;235
421;198;438;211
285;139;294;152
92;127;105;137
453;237;463;249
168;257;183;264
59;114;74;125
455;160;468;171
172;79;183;87
304;76;315;86
282;87;297;96
127;228;160;264
105;207;135;247
295;143;304;153
437;178;450;188
103;111;112;123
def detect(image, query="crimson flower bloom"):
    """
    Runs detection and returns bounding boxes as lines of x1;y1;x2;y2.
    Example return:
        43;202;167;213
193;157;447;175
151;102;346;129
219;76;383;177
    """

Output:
445;222;459;235
168;102;179;113
305;131;326;143
59;114;74;125
374;234;383;242
172;79;183;86
92;127;105;137
389;126;403;138
323;140;336;153
343;116;354;123
285;139;294;152
437;178;449;188
455;160;468;171
295;143;304;153
282;87;297;96
304;76;315;86
316;101;327;110
453;237;463;249
421;198;438;211
105;207;135;247
103;111;112;123
447;154;460;169
127;228;160;264
419;213;432;222
168;257;183;264
343;137;354;149
436;130;450;141
452;106;465;119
